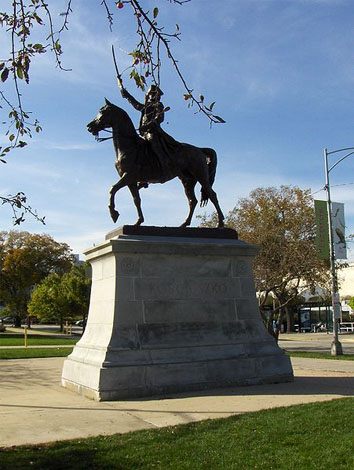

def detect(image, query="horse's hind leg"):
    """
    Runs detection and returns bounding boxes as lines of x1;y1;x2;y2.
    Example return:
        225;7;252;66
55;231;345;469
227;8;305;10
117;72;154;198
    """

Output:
128;183;144;226
199;178;225;228
180;178;198;227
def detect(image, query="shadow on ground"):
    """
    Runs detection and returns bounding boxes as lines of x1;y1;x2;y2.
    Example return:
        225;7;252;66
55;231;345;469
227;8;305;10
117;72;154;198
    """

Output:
1;374;353;414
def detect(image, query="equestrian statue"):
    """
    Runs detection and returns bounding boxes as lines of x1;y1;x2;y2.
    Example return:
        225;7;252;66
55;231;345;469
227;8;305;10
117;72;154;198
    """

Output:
87;82;225;228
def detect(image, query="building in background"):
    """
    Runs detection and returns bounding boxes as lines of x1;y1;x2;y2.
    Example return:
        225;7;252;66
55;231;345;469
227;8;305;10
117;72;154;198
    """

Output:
338;263;354;298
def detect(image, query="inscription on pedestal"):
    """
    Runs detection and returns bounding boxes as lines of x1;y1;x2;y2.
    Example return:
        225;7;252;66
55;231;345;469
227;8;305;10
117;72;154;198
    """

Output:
135;278;241;300
117;256;140;276
143;300;236;323
141;255;231;278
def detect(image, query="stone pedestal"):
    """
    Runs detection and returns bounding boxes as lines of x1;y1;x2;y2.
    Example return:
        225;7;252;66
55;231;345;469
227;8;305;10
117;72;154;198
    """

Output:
62;227;293;400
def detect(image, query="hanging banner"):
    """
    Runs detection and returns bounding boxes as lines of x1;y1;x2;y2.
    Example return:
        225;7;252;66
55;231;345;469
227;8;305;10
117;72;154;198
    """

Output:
332;202;347;259
314;200;329;260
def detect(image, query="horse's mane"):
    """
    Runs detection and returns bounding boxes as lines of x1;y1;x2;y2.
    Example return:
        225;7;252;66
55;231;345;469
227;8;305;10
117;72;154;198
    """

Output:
108;102;139;138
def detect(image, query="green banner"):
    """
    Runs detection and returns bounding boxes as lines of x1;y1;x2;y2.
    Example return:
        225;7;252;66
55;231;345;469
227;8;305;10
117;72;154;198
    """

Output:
314;200;330;260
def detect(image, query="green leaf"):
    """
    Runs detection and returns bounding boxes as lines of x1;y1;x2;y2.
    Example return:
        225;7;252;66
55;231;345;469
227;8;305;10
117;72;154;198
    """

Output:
9;134;15;142
153;7;159;18
209;102;215;111
0;63;5;71
33;13;43;25
214;115;226;123
199;94;204;102
17;66;23;80
1;67;9;83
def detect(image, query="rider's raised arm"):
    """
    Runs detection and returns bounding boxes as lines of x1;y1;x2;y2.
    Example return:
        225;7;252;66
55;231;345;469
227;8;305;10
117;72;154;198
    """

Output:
156;102;165;124
121;88;144;111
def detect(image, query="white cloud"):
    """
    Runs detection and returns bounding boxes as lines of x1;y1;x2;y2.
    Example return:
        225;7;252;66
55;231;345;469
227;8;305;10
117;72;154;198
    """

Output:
2;161;63;180
38;141;96;151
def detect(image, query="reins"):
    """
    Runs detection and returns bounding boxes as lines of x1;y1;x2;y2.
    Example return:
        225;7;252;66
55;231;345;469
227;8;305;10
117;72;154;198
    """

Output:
95;129;113;143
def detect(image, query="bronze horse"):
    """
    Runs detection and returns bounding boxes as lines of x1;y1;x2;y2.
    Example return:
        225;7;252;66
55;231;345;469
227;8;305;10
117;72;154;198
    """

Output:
87;99;224;227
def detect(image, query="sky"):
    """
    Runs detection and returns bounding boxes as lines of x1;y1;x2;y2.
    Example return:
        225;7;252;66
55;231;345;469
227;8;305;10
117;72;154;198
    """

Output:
1;0;353;259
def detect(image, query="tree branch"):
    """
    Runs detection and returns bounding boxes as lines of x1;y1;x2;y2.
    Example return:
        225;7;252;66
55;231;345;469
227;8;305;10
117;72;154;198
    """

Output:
1;193;45;226
129;0;225;124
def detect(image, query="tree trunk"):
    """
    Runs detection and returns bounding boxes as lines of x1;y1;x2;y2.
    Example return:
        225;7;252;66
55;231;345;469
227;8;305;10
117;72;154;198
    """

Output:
274;308;285;343
264;311;276;339
286;307;295;332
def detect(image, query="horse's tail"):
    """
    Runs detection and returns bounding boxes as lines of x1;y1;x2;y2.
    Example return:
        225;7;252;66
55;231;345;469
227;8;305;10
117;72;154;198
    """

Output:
200;148;217;207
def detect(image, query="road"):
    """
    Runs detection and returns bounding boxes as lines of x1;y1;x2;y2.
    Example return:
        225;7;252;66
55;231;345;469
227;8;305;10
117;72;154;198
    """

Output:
279;332;354;354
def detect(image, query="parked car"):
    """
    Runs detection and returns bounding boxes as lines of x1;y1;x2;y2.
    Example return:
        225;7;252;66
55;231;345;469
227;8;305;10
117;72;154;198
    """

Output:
0;316;16;325
75;319;87;329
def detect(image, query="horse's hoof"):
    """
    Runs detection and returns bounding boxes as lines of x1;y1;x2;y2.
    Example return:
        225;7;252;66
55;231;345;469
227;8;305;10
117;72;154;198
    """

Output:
110;210;119;223
134;218;144;226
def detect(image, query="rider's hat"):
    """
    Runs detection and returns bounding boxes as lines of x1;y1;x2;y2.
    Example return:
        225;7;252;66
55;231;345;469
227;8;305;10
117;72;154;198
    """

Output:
147;84;164;96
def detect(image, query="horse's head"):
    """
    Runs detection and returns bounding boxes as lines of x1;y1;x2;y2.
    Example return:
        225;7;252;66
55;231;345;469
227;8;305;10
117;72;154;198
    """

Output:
87;98;116;136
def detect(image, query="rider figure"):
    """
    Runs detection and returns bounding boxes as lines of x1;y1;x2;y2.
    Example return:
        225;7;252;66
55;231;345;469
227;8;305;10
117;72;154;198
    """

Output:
120;84;179;182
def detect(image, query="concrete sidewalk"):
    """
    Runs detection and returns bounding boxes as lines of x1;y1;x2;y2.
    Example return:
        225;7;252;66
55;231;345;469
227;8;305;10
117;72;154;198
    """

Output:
0;356;353;448
279;332;354;342
3;326;79;338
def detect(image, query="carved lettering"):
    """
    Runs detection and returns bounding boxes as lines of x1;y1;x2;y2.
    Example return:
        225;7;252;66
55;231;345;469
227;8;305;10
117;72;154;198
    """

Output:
119;257;139;275
136;278;235;300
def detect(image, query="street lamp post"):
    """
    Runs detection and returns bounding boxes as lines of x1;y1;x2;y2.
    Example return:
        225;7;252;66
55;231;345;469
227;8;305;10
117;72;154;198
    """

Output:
324;146;354;356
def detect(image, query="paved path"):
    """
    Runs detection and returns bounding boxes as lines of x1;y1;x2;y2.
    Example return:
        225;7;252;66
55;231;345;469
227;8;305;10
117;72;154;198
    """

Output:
0;327;78;349
0;356;353;448
2;326;79;338
279;332;354;354
4;328;354;350
3;330;354;352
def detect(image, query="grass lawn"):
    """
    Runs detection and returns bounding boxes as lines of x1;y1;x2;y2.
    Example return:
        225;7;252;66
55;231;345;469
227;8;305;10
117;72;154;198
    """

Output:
0;347;74;359
0;398;352;469
0;333;78;347
286;351;354;361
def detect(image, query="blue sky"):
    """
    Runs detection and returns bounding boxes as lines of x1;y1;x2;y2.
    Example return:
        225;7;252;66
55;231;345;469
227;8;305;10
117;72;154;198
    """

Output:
1;0;353;258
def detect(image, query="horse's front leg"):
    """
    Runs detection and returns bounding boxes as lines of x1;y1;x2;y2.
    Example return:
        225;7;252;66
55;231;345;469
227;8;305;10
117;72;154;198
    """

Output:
109;173;131;223
128;183;144;226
